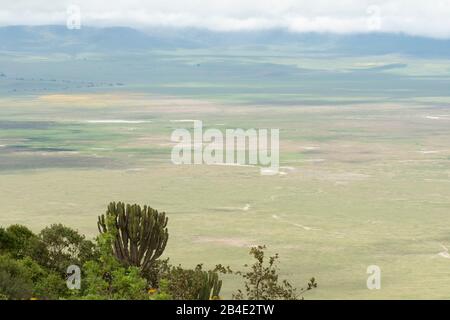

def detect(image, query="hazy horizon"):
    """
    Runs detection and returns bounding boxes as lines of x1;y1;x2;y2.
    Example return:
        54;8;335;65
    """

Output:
1;0;450;39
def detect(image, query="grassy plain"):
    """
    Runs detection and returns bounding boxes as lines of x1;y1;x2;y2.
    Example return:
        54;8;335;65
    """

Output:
1;47;450;298
1;93;450;298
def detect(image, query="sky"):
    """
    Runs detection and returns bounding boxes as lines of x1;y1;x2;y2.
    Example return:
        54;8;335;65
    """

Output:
1;0;450;38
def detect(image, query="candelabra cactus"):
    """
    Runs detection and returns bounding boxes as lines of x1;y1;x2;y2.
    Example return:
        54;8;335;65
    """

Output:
197;271;222;300
97;202;169;273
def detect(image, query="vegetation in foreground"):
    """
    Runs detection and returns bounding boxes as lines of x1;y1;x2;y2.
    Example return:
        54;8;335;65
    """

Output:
0;202;316;300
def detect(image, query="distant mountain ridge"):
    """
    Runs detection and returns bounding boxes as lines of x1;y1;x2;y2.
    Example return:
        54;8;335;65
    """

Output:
1;25;450;57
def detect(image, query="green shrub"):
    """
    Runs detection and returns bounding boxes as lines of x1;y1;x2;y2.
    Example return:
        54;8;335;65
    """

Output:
233;245;317;300
147;263;222;300
0;225;47;262
0;254;33;300
40;223;99;274
79;233;149;300
0;206;316;301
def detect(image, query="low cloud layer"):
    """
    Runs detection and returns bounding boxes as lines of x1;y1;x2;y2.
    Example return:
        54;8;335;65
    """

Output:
1;0;450;38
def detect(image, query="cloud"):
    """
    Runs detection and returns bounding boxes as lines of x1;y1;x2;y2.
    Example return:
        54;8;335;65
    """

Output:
1;0;450;38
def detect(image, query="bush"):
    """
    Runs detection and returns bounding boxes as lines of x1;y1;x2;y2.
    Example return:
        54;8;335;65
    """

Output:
0;225;47;262
0;204;316;301
0;254;33;300
0;254;68;300
0;227;17;253
157;264;222;300
80;233;149;300
233;246;317;300
82;260;149;300
21;257;68;299
39;223;99;274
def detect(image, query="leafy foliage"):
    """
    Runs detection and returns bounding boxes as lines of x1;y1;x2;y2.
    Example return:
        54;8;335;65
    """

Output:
233;245;317;300
0;203;315;300
0;224;93;300
39;223;99;274
0;254;34;300
151;264;222;300
80;233;149;300
0;225;47;262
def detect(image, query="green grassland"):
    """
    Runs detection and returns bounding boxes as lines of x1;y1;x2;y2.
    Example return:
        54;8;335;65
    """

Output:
1;47;450;298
